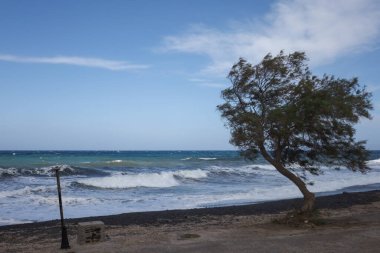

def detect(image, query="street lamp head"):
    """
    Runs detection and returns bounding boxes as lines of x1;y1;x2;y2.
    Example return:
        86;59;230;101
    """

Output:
51;165;62;172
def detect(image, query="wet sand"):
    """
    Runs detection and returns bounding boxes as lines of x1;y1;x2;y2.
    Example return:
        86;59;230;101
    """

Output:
1;190;380;252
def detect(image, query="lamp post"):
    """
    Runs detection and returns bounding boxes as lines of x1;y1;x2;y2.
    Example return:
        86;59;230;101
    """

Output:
53;166;70;249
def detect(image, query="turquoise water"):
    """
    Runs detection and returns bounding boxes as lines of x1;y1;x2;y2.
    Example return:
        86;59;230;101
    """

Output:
1;150;380;225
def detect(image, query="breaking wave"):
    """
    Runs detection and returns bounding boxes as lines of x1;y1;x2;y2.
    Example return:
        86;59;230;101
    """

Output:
0;165;109;178
199;157;217;160
105;160;123;163
367;158;380;168
76;169;208;189
174;169;208;179
207;164;276;177
0;165;75;177
0;185;55;199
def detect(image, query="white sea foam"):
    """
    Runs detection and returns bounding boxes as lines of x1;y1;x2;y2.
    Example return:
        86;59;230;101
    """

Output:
77;169;208;189
207;165;276;176
176;185;301;208
0;186;54;198
77;172;180;189
0;167;19;176
29;195;101;206
0;218;33;226
179;170;380;207
208;165;252;174
309;171;380;193
34;165;74;175
199;157;217;160
106;160;123;163
0;165;74;177
367;158;380;167
181;157;192;161
174;169;208;179
254;164;277;170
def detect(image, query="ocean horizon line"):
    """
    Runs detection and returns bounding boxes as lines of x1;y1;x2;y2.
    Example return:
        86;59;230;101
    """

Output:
0;149;240;152
1;149;379;152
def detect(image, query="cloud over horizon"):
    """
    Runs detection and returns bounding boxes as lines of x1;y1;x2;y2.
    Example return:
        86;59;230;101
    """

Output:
0;54;149;71
163;0;380;76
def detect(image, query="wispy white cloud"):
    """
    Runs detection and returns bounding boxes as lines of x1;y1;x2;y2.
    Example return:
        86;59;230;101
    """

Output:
0;54;149;71
188;78;226;88
163;0;380;76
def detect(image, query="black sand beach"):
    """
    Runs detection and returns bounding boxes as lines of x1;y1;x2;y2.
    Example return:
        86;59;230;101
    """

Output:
1;190;380;245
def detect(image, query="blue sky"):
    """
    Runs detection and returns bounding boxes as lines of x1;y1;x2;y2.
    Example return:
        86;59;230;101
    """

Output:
0;0;379;150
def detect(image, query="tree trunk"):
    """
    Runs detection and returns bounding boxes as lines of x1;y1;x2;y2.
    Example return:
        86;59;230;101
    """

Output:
259;146;315;213
272;161;315;213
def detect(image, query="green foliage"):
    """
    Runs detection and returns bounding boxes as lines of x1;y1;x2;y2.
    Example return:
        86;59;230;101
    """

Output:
218;51;372;175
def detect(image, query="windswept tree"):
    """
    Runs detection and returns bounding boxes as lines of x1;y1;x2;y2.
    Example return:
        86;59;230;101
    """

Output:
218;51;372;213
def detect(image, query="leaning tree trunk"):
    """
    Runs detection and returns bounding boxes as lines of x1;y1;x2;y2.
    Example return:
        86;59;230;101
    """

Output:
272;162;315;213
259;145;315;213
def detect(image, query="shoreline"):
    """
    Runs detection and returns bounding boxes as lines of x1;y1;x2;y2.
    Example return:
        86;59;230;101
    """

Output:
1;189;379;231
1;190;380;252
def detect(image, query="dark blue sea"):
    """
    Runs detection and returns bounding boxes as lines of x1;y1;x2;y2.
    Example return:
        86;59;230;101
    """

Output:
1;150;380;225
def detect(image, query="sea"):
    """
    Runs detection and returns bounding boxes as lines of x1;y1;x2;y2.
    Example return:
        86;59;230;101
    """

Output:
1;150;380;226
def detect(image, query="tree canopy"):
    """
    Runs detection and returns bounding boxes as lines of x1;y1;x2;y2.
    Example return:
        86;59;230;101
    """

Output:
218;51;373;212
